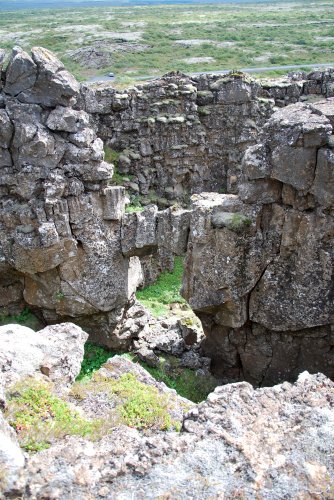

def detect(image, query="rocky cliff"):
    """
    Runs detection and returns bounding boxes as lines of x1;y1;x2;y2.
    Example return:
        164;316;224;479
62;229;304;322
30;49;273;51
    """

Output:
182;102;334;385
0;46;333;387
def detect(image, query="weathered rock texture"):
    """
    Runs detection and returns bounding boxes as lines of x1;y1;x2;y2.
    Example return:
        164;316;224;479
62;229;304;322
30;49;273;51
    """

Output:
0;322;88;389
3;366;334;499
86;68;334;204
0;47;144;342
182;101;334;385
1;46;334;385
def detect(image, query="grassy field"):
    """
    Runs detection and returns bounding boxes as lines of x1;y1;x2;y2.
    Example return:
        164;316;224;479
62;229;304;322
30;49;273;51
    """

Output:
0;0;333;82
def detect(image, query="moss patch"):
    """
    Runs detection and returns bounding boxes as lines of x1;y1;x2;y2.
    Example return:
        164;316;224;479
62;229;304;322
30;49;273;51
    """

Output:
72;371;181;431
229;213;252;233
6;379;102;452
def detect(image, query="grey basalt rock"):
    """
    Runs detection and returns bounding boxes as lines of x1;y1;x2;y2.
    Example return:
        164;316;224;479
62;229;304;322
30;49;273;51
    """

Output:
182;102;334;385
46;106;89;133
3;46;79;106
4;46;37;96
0;49;6;90
0;323;88;389
0;48;144;345
0;411;25;496
121;205;158;257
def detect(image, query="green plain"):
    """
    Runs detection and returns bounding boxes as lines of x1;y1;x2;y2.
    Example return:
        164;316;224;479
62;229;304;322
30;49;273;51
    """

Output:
0;1;333;83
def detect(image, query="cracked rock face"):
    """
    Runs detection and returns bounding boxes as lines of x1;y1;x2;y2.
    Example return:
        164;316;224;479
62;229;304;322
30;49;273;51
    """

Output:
1;46;334;386
182;101;334;386
1;323;333;499
0;47;142;343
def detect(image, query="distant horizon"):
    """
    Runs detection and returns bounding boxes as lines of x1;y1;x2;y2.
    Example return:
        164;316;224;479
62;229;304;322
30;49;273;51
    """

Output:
0;0;302;12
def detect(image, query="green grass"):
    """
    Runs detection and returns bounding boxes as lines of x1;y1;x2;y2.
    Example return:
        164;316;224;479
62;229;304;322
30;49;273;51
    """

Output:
0;307;42;331
72;371;182;430
108;372;174;430
76;343;216;403
136;256;186;317
0;1;333;82
104;145;120;166
76;342;113;380
6;379;101;451
126;353;217;404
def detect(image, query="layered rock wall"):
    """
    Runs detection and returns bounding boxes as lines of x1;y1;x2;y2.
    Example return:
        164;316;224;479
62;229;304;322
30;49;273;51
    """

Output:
85;68;334;204
0;47;143;343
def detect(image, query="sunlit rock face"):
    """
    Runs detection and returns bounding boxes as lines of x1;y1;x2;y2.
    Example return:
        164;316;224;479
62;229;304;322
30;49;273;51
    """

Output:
0;46;142;344
182;101;334;386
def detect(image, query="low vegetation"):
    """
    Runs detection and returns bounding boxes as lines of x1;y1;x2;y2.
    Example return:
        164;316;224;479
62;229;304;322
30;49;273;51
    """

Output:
104;372;175;430
72;370;182;431
77;342;113;380
6;378;101;451
0;1;332;82
76;343;216;403
136;256;187;317
126;353;217;404
0;307;42;331
229;213;252;233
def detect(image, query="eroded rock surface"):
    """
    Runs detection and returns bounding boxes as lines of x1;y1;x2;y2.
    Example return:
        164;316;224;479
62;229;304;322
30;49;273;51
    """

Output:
4;369;333;499
182;101;334;385
1;47;334;386
0;47;143;343
0;322;87;388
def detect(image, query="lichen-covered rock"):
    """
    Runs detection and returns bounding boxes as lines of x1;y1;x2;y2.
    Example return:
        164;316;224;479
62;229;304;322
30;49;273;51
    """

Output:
0;47;143;346
0;322;87;388
14;372;333;499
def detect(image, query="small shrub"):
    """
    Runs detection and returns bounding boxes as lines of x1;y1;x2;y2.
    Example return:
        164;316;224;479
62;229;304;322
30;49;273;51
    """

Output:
125;193;144;213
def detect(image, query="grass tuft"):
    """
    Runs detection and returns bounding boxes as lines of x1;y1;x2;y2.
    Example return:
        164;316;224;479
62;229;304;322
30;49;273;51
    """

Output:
136;256;186;317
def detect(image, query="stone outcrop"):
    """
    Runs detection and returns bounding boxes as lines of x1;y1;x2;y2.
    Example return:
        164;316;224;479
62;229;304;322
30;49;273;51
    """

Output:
0;47;143;341
182;101;334;385
85;68;334;205
2;352;334;498
1;46;334;387
0;412;25;495
0;325;333;498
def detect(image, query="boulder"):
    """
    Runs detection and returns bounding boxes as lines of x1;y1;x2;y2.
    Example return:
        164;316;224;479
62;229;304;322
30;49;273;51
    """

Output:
182;102;334;384
0;323;88;388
